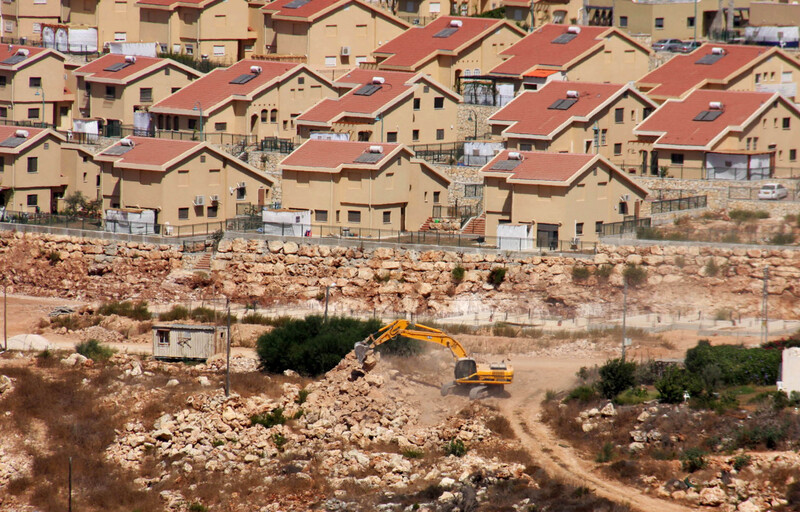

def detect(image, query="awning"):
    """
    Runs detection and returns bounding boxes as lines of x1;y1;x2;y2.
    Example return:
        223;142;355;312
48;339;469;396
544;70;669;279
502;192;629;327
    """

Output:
524;69;559;78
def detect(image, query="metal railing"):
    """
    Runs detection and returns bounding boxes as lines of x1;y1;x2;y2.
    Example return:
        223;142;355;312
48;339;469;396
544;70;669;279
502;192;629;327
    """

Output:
0;36;100;60
650;195;707;214
728;186;800;202
431;204;480;221
396;14;439;26
609;161;800;180
260;136;295;153
601;217;651;237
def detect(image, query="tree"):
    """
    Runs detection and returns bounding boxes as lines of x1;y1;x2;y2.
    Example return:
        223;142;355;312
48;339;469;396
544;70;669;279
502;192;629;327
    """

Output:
598;358;636;399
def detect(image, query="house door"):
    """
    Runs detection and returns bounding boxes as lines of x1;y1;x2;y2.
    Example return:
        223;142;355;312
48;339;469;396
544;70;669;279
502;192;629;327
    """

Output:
650;150;659;175
258;187;267;207
250;114;258;135
640;150;647;175
634;200;640;219
400;206;406;232
536;223;559;250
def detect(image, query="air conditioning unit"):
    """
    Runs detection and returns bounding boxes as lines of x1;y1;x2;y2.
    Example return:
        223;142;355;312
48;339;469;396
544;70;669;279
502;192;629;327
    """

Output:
567;26;581;34
193;195;205;206
368;145;383;153
124;55;136;63
341;46;351;56
15;129;28;138
508;151;521;160
372;76;385;84
209;194;220;203
709;101;723;110
566;90;579;98
450;19;463;28
250;65;262;74
711;47;725;55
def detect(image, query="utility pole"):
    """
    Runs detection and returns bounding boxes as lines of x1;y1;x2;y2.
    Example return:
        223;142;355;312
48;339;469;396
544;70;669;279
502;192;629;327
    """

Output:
621;278;628;360
225;298;231;398
323;285;330;321
762;266;769;345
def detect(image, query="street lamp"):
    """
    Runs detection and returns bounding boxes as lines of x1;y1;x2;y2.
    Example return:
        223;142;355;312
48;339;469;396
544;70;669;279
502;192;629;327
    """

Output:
192;101;204;141
375;114;384;142
35;87;45;128
467;110;478;140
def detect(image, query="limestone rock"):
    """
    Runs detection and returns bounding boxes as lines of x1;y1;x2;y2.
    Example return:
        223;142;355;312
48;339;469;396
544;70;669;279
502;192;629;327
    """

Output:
699;486;727;506
599;402;616;417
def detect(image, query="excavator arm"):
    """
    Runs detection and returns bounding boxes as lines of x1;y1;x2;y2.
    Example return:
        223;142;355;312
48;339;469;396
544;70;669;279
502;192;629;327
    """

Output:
356;319;470;361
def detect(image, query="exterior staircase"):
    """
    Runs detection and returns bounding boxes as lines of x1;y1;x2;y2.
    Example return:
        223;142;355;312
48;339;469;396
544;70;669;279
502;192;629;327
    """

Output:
419;217;434;232
193;252;212;272
461;213;485;236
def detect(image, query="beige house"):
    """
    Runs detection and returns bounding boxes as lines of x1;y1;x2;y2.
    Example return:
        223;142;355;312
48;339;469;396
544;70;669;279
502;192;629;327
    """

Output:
394;0;452;25
637;44;800;103
149;60;339;139
279;140;451;232
74;54;202;131
0;45;74;129
260;0;409;70
0;125;71;213
373;16;525;90
488;82;658;163
633;89;800;180
138;0;257;62
95;136;274;226
481;150;648;245
60;143;103;206
502;0;584;29
295;69;460;145
488;24;651;92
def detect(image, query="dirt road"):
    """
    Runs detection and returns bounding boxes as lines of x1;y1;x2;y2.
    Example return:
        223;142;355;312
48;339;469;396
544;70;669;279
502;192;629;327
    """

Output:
500;355;695;512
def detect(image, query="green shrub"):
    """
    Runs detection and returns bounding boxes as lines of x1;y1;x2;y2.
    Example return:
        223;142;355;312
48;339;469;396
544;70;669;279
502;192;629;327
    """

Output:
598;358;637;399
75;339;116;362
51;314;80;331
704;259;719;277
566;385;598;403
680;447;708;472
636;227;664;240
444;439;467;457
295;388;310;405
374;272;391;283
732;454;751;471
256;315;381;376
685;340;782;386
487;267;507;286
190;307;218;323
614;387;651;405
159;305;190;321
622;264;647;287
729;209;769;222
47;251;62;265
250;408;287;428
374;335;423;357
403;448;425;459
769;232;795;246
271;432;287;450
655;367;702;404
98;300;151;321
594;264;613;281
451;265;465;282
211;439;225;447
571;266;590;282
733;421;788;450
595;442;615;463
188;503;208;512
492;322;519;338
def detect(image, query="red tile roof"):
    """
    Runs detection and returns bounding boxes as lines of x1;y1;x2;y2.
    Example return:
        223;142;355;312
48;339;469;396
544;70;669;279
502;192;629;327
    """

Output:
489;82;637;138
0;44;50;70
636;44;774;99
297;70;418;125
263;0;340;18
280;140;401;169
490;24;613;76
0;125;50;153
634;89;776;148
482;150;595;183
151;60;300;114
137;0;208;9
75;54;167;82
374;16;514;69
97;136;200;169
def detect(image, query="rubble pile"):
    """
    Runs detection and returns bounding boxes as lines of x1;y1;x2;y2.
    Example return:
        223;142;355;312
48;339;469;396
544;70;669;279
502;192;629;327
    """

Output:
77;325;125;344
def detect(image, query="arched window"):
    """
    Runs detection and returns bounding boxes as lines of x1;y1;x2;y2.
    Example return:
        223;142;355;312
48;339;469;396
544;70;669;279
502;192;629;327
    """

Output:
270;109;278;123
260;109;268;123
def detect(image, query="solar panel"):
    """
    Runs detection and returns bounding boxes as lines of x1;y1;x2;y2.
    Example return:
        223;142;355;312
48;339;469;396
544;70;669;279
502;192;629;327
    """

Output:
547;98;578;110
102;145;135;156
0;55;26;65
284;0;310;8
353;152;385;164
229;74;257;84
433;27;458;38
695;54;724;65
103;62;132;72
552;33;578;44
0;137;27;148
693;110;723;122
353;84;382;96
491;159;521;171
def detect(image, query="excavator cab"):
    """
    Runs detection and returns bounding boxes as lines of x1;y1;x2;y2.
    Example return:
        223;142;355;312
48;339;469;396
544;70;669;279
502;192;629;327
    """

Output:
454;358;478;381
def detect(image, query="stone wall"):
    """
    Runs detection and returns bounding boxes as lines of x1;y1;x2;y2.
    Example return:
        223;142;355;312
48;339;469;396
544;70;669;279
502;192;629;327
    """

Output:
456;104;500;141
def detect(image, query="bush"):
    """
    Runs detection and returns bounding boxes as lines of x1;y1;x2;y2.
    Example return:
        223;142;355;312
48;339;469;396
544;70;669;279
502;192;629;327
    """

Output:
732;454;751;471
487;267;507;287
614;387;650;405
295;388;310;405
374;335;423;357
566;385;598;403
594;264;613;281
241;314;291;327
704;259;719;277
98;301;151;321
729;209;769;222
451;265;465;282
250;408;287;428
190;307;218;323
492;322;519;338
597;358;636;399
595;442;615;463
571;266;590;282
256;315;381;376
188;504;208;512
75;339;116;362
403;448;425;459
680;447;708;472
271;432;287;450
655;367;702;404
47;251;62;265
769;232;796;246
444;439;467;457
159;305;190;321
685;340;782;386
622;264;647;287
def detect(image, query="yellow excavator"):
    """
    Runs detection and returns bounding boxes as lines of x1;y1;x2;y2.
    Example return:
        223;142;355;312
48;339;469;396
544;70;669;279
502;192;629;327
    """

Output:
355;320;513;399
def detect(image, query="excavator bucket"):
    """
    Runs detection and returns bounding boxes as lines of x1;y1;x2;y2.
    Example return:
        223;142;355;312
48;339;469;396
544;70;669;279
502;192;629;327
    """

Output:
354;342;370;364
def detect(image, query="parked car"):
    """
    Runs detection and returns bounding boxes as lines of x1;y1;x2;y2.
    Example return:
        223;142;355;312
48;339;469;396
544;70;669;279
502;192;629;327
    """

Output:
676;40;702;53
652;39;684;52
757;183;789;200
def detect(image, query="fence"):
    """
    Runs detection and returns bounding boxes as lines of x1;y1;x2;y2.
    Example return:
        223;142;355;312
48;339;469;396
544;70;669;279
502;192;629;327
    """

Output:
601;217;651;237
728;186;800;202
260;136;296;153
0;36;100;61
650;195;707;214
431;204;480;220
396;14;438;26
114;126;258;147
609;161;800;180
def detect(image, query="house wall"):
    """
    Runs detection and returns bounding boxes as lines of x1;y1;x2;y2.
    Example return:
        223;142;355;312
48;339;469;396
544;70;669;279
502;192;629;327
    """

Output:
60;146;102;204
0;133;66;213
565;34;650;84
139;8;172;45
0;53;69;127
96;0;141;46
725;55;800;100
750;2;800;27
604;0;750;40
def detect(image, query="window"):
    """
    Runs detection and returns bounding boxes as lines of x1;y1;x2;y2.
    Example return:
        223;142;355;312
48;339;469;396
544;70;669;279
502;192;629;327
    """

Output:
595;221;603;234
643;107;654;119
139;88;153;102
27;194;38;206
260;109;268;123
412;129;419;141
215;122;227;131
347;210;361;223
200;155;206;163
752;137;758;150
600;129;607;146
619;15;628;28
755;73;761;84
746;137;751;150
575;222;583;236
383;211;391;224
465;184;480;197
315;210;328;222
185;45;193;56
671;153;684;165
0;106;7;117
164;67;170;76
44;143;49;150
413;98;420;110
520;143;532;151
433;97;444;109
436;128;444;140
552;9;566;23
178;207;189;219
325;56;336;67
0;156;3;172
237;186;246;200
171;87;180;94
614;108;624;123
207;205;218;218
655;18;664;29
687;16;695;28
213;45;225;56
105;86;115;99
429;1;440;13
156;330;169;346
614;143;622;156
385;132;397;143
783;117;791;129
790;149;797;161
188;119;197;131
27;108;39;119
172;44;180;54
29;77;41;88
114;32;127;42
782;71;792;83
0;76;5;87
433;191;440;204
618;201;628;215
34;0;47;4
